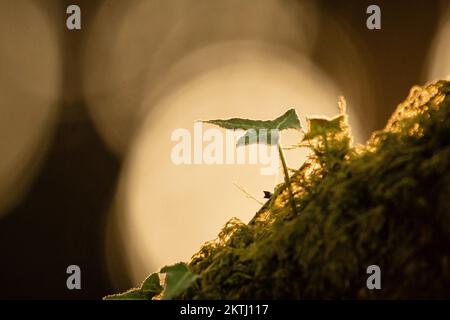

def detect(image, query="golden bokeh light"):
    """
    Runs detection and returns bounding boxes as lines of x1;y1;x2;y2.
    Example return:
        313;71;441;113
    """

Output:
83;0;320;156
0;0;61;217
426;6;450;81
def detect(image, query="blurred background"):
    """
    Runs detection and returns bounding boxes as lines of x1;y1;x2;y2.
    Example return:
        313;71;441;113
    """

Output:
0;0;449;299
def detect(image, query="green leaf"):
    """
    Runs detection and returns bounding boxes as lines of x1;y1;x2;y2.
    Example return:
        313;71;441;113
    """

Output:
160;263;199;300
142;273;164;297
103;272;163;300
203;108;301;146
236;129;280;146
103;289;147;300
204;108;301;131
303;114;345;141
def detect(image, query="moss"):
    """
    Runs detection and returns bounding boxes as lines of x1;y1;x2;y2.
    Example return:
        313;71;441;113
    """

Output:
179;80;450;299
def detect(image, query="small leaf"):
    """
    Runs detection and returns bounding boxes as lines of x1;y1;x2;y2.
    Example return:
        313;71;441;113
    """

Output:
303;114;345;141
103;289;147;300
160;263;199;300
141;273;163;297
103;272;163;300
236;129;279;146
203;108;301;146
203;108;301;131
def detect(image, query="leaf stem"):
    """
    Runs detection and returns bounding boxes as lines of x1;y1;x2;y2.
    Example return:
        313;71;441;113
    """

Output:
278;143;298;216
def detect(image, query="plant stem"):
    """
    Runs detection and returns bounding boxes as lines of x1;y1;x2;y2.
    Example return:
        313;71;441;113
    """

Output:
278;143;298;216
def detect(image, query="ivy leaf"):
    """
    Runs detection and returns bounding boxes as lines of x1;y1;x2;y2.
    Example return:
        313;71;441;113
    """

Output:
203;108;301;146
303;114;345;141
103;272;163;300
142;273;164;297
204;108;301;131
160;263;199;300
236;129;280;147
103;289;147;300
